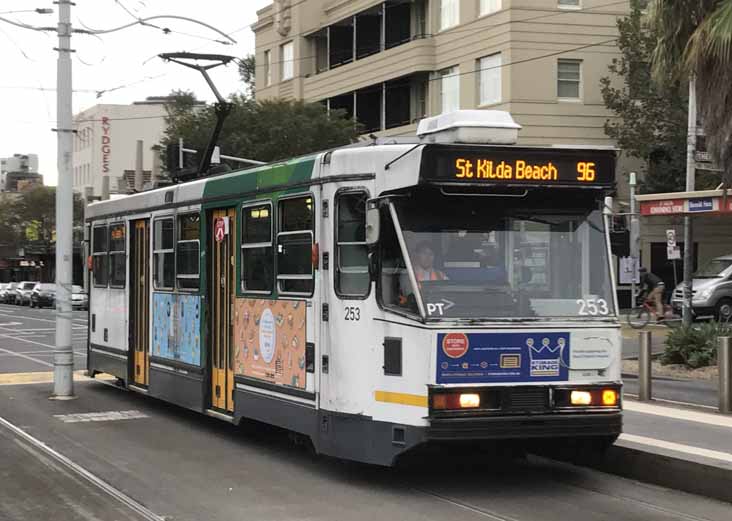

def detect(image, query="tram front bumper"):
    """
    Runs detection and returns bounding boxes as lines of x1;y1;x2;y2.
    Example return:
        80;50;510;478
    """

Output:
427;411;622;441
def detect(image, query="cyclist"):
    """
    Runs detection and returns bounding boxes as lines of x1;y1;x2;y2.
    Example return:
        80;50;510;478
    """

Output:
638;267;665;322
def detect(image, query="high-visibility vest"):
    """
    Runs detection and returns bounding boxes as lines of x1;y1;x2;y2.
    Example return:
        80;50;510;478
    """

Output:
416;269;445;282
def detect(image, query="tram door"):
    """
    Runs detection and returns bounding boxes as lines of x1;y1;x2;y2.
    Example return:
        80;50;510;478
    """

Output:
210;209;235;412
130;219;150;386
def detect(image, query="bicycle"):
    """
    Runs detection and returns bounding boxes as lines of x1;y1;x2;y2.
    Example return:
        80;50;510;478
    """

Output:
626;296;681;329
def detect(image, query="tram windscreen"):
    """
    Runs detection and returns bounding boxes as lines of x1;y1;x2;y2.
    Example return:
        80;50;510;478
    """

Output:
381;190;614;319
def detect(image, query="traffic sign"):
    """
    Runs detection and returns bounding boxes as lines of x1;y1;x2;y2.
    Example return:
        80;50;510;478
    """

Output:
214;218;226;243
667;229;681;260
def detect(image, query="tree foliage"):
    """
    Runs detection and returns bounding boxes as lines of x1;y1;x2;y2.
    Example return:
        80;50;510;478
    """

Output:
163;94;361;167
238;54;256;95
0;186;84;249
600;2;690;193
651;0;732;184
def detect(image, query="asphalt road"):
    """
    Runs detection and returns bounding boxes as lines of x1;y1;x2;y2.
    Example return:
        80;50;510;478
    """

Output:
0;302;88;374
1;381;730;521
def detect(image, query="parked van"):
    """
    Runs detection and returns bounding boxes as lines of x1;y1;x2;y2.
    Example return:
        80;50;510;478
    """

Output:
671;254;732;320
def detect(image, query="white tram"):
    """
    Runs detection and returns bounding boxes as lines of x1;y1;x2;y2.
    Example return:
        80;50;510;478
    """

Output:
86;111;622;466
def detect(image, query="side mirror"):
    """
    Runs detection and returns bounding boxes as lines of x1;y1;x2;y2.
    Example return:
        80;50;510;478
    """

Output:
365;202;380;245
368;252;378;281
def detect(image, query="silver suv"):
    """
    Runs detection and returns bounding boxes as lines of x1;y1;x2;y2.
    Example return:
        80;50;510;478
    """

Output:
671;254;732;320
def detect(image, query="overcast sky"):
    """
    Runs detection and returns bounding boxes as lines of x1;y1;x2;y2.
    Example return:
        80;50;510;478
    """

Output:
0;0;272;186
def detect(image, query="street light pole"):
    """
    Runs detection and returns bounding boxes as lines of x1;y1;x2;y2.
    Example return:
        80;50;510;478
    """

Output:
52;0;74;399
682;78;697;327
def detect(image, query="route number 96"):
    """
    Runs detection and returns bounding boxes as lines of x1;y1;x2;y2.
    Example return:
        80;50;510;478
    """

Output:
577;162;596;182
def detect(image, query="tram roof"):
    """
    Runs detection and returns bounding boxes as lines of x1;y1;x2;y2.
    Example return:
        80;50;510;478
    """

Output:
86;140;617;221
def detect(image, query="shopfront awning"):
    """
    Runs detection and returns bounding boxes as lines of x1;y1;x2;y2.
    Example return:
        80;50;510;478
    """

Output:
636;189;730;216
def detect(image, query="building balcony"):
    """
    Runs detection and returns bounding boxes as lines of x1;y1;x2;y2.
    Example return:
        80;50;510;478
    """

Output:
303;36;435;101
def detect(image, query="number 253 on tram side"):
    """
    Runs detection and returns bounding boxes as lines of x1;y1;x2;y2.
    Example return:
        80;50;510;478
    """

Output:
85;110;621;467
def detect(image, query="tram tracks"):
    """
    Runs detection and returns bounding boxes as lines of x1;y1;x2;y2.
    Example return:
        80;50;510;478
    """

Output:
397;454;727;521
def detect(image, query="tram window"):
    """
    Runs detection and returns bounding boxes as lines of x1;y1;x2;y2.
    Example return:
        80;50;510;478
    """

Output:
92;225;109;287
241;203;273;293
109;223;126;288
176;214;200;290
277;196;314;295
378;209;415;313
153;218;175;290
335;191;370;298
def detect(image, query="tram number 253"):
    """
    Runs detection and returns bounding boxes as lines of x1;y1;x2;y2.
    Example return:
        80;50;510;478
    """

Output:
577;162;596;182
576;298;609;316
344;307;361;321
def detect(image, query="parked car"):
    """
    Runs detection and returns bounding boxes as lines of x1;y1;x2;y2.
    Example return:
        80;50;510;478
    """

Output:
30;283;56;308
15;281;37;305
71;285;88;311
2;282;18;304
0;284;7;302
671;254;732;320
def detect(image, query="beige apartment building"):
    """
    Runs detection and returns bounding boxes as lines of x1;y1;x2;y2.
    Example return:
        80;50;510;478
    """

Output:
254;0;629;150
253;0;732;306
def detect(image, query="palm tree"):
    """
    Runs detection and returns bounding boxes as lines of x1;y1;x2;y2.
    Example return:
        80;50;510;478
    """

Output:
651;0;732;183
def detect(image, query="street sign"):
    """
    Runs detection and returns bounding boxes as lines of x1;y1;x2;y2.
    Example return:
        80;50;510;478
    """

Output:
666;229;681;260
214;217;227;243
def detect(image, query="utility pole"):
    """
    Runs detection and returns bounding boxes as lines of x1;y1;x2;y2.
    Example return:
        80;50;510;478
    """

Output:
682;78;697;327
52;0;74;399
629;172;639;302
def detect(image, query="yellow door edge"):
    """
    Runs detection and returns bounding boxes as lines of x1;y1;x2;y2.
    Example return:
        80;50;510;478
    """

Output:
374;390;428;408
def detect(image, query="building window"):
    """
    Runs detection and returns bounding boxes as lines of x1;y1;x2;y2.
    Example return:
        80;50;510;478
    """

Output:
109;223;126;288
277;196;314;295
558;0;580;8
281;41;294;81
241;202;273;293
440;66;460;114
335;191;370;298
92;225;108;287
153;217;175;290
478;53;502;105
440;0;459;31
480;0;501;15
176;214;200;290
264;50;272;86
557;59;582;99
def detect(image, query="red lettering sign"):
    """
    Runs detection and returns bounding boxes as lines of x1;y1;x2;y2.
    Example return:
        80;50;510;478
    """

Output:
442;333;469;359
101;115;111;173
640;199;684;216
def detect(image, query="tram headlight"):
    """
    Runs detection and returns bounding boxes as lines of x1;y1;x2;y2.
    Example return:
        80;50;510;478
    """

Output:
459;393;480;408
601;389;618;406
570;390;593;406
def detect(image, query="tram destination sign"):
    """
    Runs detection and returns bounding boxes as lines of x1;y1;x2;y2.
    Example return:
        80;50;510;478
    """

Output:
420;146;615;188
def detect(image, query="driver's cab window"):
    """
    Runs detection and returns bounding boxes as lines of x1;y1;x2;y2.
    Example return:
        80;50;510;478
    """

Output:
379;208;414;313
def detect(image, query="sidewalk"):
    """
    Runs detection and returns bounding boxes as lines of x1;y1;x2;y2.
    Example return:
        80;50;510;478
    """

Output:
600;397;732;503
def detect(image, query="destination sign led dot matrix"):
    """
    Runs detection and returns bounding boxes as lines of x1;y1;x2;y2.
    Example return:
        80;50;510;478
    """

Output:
420;147;615;188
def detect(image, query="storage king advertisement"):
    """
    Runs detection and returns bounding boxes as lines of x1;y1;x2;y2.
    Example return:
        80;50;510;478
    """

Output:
436;332;570;384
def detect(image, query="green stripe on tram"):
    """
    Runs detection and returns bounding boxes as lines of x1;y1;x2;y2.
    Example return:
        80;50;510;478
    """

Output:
201;155;317;203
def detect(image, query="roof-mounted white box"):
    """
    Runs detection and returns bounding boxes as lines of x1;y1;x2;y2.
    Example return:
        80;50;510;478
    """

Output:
416;110;521;145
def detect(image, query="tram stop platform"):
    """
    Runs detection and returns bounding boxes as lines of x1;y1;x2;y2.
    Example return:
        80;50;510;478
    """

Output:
0;374;731;520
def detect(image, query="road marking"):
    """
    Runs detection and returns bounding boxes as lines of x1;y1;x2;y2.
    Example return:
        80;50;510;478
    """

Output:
0;414;165;521
0;322;22;326
624;392;718;411
620;433;732;464
0;345;52;367
624;400;732;429
0;371;109;386
54;410;148;423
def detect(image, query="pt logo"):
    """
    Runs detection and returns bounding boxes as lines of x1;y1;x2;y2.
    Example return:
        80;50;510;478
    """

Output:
527;337;565;377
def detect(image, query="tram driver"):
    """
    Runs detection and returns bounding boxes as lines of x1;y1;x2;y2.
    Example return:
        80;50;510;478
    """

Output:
399;241;447;308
